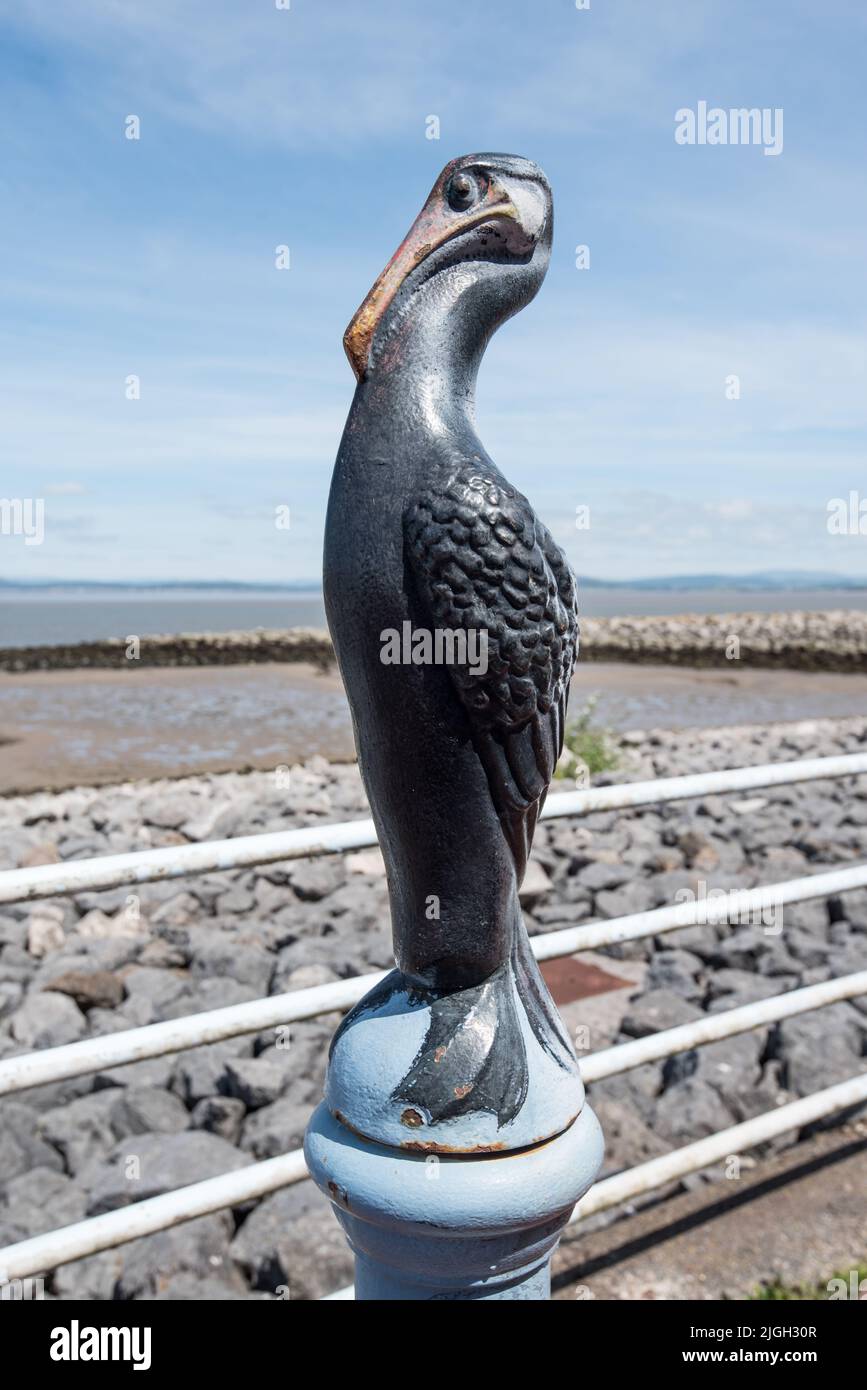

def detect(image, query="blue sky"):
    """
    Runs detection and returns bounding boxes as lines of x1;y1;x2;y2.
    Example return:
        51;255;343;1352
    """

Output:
1;0;865;583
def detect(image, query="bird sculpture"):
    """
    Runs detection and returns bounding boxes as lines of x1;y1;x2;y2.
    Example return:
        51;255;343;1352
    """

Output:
323;154;582;1148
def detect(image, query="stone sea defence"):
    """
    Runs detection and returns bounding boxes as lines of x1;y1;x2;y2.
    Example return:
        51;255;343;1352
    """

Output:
0;714;865;1298
1;609;866;674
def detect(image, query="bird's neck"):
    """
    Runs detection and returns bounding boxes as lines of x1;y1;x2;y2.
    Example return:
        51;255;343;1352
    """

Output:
357;283;492;442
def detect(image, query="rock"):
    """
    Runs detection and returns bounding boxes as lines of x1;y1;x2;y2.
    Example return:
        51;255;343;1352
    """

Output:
77;906;143;941
27;913;66;957
115;1213;245;1300
596;880;658;919
0;1166;87;1236
189;935;274;995
190;1096;246;1144
37;1092;120;1176
217;884;257;914
230;1185;353;1299
705;968;793;1008
662;1033;766;1110
518;859;552;906
281;963;340;991
645;949;703;1001
10;991;87;1047
591;1097;672;1177
140;792;201;830
677;830;720;872
575;861;632;892
0;1101;66;1182
83;1132;248;1215
344;849;385;876
224;1057;290;1111
289;859;346;901
18;840;60;868
150;892;200;927
653;1078;736;1144
52;1247;127;1301
172;1043;249;1107
771;1005;865;1098
43;969;126;1011
109;1087;189;1136
0;980;23;1019
239;1096;312;1160
620;989;703;1039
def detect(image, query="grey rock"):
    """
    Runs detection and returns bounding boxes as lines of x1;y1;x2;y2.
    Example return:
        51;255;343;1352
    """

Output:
140;793;201;830
172;1042;252;1107
705;969;795;1009
115;1212;245;1300
10;992;87;1047
575;861;631;892
288;858;346;901
83;1131;248;1215
596;880;659;919
645;949;703;1001
591;1097;672;1178
772;1004;866;1097
0;1101;66;1182
239;1096;312;1160
0;1166;87;1236
224;1056;291;1110
190;1096;246;1144
109;1087;189;1136
654;1078;736;1144
620;989;703;1039
36;1091;120;1176
52;1248;125;1301
662;1033;766;1109
189;934;274;995
230;1185;353;1299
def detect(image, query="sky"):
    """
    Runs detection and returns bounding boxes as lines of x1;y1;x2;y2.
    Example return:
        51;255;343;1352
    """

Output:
1;0;866;584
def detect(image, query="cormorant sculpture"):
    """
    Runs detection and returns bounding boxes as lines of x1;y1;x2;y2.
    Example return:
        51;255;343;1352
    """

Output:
323;153;583;1152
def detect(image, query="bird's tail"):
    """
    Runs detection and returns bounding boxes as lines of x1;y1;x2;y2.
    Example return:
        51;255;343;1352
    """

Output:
391;915;579;1130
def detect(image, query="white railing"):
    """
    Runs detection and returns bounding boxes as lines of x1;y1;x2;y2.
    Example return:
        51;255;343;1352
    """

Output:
1;862;866;1098
2;753;866;906
0;752;865;1294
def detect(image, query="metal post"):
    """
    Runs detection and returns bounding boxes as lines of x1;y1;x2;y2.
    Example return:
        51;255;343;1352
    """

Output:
304;1102;602;1301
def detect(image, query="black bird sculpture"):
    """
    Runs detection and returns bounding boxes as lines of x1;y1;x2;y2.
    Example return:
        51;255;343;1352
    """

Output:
324;154;582;1145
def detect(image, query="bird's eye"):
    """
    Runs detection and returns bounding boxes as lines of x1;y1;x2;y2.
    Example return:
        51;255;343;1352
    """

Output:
446;169;486;211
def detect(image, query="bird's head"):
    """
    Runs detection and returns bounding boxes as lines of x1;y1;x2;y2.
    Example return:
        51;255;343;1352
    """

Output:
344;153;553;383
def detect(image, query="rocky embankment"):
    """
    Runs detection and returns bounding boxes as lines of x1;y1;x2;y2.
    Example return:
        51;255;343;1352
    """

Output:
0;715;865;1299
3;609;866;673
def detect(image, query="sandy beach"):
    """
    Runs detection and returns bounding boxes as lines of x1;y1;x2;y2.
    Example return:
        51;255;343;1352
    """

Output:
0;659;866;794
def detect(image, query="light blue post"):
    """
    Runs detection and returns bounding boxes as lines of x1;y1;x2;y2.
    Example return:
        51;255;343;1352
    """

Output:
304;974;604;1300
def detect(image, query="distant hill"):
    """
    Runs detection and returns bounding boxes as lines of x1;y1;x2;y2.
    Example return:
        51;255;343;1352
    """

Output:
576;571;867;592
1;571;866;594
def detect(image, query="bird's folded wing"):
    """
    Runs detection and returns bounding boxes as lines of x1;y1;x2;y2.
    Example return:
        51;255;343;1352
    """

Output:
404;469;579;878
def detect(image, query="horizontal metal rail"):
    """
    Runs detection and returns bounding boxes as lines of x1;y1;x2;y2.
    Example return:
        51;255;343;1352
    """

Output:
2;752;865;906
571;1069;867;1227
324;1071;867;1299
2;863;866;1097
1;974;865;1283
580;968;867;1083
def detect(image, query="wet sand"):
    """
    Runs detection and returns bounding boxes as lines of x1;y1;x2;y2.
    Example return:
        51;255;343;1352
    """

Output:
1;660;866;795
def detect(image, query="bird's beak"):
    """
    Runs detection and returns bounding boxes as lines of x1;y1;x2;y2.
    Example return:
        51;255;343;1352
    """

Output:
343;169;520;382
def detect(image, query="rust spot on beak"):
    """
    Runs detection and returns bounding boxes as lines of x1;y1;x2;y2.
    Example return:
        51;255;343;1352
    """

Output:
343;174;518;382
